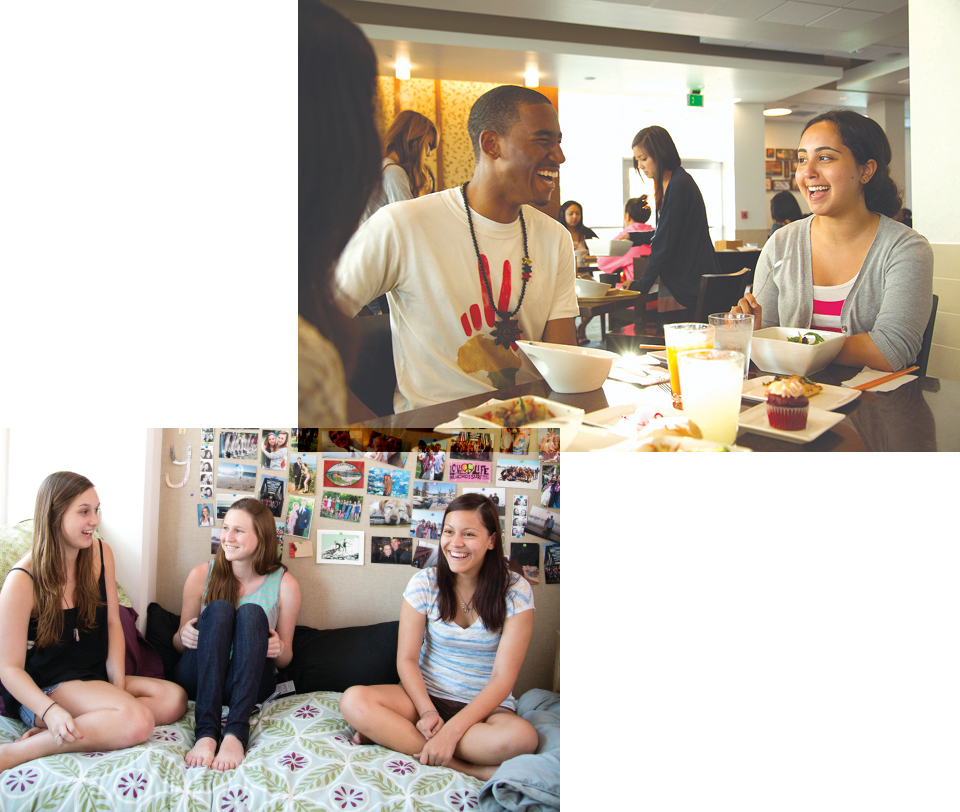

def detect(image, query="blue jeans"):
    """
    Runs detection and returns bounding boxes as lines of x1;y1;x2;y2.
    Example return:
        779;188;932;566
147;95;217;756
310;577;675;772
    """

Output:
175;600;276;749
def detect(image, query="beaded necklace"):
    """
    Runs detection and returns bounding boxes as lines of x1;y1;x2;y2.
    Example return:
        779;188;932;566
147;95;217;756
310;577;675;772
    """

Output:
461;183;532;349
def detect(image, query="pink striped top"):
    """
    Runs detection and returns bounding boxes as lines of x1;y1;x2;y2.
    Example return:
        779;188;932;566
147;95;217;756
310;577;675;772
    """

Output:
811;274;858;333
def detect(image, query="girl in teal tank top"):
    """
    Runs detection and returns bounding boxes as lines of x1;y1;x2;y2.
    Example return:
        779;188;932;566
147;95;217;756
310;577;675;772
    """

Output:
172;498;302;771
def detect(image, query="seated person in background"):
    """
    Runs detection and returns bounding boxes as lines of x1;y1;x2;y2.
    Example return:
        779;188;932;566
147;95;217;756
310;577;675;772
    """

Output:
733;110;932;372
769;190;806;236
558;199;597;263
334;85;578;412
597;195;654;283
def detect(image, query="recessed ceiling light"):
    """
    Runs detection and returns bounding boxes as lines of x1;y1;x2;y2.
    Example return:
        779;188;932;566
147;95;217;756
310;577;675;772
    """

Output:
524;68;540;88
395;57;410;80
763;108;792;116
584;76;596;81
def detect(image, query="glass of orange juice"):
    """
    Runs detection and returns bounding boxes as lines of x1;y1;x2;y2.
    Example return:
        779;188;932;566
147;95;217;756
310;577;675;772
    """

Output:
663;322;715;408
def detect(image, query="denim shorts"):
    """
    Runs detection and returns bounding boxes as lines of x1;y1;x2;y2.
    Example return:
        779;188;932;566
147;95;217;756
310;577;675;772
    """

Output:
19;683;64;728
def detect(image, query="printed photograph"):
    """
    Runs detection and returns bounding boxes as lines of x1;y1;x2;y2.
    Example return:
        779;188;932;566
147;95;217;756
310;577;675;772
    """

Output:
211;527;222;556
411;509;444;539
200;485;213;499
258;475;286;518
322;430;362;457
372;536;413;565
540;462;560;509
197;503;214;527
274;522;284;560
538;428;560;461
450;431;496;461
500;428;533;454
289;454;318;495
415;447;446;480
217;461;257;493
449;461;492;483
323;459;364;489
412;539;439;569
369;498;412;527
200;446;213;460
363;430;409;467
199;472;213;487
415;436;449;453
293;428;320;453
510;542;540;585
412;480;457;510
215;492;244;520
524;505;559;542
284;496;315;538
495;459;541;488
200;459;213;474
318;531;363;565
260;429;291;471
320;490;363;523
219;430;259;461
201;428;215;443
512;495;529;538
367;466;411;499
544;542;559;584
464;487;506;516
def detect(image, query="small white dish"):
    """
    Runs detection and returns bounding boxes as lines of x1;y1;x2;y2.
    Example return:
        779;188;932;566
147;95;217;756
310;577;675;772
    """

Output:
575;277;611;298
615;436;752;452
585;238;632;257
737;402;845;444
456;396;584;450
516;340;619;394
742;376;861;411
750;327;845;376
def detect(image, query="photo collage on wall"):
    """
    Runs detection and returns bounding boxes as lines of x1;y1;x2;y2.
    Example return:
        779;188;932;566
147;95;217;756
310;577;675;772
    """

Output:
176;428;559;585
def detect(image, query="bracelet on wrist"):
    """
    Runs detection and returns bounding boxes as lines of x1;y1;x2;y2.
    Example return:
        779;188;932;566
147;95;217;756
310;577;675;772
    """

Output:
41;700;58;722
420;709;438;718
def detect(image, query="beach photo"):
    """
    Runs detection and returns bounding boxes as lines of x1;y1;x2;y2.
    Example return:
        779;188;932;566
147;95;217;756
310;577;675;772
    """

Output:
216;461;257;493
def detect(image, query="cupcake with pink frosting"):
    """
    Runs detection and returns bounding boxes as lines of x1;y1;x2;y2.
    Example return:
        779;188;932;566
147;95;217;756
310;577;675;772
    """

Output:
765;377;809;430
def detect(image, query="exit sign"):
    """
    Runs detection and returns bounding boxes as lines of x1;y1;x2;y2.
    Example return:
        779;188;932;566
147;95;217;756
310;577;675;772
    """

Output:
687;92;703;107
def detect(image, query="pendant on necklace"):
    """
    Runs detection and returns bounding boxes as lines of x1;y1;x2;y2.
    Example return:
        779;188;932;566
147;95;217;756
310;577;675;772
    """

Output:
490;316;522;349
74;628;79;642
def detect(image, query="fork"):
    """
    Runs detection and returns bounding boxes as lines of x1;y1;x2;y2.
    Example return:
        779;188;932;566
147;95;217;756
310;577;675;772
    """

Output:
658;382;673;394
746;258;784;302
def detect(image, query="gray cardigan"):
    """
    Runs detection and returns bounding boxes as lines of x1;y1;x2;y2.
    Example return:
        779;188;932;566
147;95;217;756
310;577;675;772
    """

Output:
755;215;933;371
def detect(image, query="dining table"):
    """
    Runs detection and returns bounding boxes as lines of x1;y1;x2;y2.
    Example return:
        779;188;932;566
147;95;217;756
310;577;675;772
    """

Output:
352;364;960;452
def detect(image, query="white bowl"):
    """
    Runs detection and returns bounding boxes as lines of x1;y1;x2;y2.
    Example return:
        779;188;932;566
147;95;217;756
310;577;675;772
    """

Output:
575;277;611;298
457;396;584;450
516;340;619;393
750;327;846;376
586;238;632;257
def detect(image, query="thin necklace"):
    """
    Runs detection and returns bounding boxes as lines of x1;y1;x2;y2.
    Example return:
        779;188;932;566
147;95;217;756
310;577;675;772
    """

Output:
461;183;531;349
454;585;474;614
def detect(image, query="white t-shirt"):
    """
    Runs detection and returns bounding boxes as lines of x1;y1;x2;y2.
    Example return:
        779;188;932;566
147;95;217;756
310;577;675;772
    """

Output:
403;567;534;711
334;187;580;412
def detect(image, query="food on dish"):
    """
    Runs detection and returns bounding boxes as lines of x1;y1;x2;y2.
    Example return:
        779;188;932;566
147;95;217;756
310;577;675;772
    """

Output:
765;377;809;430
476;397;557;428
632;438;730;452
636;416;702;441
786;331;826;345
762;374;824;399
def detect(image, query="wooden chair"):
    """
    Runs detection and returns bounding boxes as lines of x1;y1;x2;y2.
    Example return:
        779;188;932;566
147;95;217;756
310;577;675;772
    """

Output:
915;293;939;378
346;315;397;417
691;267;754;322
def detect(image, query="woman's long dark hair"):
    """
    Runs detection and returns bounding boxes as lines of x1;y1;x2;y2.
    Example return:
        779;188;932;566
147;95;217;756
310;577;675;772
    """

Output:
299;0;382;364
631;126;681;214
558;199;596;245
436;493;510;631
801;110;902;217
770;190;803;224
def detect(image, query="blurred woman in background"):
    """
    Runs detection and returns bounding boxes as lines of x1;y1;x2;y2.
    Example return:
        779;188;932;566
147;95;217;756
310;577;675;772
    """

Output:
769;190;805;236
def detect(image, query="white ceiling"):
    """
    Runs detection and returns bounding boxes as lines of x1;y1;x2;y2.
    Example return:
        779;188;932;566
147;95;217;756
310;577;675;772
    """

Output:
345;0;910;119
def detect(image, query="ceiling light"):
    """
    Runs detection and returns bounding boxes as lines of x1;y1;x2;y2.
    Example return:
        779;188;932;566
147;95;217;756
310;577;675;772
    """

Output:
395;58;410;81
763;108;792;116
524;68;540;88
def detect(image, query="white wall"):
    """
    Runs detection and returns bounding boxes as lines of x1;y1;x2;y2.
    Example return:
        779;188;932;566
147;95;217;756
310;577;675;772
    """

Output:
5;429;162;628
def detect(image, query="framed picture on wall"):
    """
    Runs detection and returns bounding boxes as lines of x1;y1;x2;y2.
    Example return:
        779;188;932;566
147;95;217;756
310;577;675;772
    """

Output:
765;177;773;191
765;160;784;177
765;147;775;159
772;179;791;192
776;148;795;160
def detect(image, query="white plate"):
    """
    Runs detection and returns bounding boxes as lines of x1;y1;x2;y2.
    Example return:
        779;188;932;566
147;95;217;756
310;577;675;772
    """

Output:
737;403;845;444
647;350;668;363
741;376;861;411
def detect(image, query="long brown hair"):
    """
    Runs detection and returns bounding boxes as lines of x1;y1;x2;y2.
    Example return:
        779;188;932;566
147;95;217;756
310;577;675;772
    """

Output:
384;110;437;198
32;472;104;648
205;498;285;605
631;125;681;215
436;493;510;631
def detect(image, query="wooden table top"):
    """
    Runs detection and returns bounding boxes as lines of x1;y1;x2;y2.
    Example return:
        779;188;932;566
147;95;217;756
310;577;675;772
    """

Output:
352;365;960;452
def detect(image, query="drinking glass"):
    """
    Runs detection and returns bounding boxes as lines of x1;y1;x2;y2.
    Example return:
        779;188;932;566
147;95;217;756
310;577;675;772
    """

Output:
663;323;715;408
709;312;754;379
676;349;745;444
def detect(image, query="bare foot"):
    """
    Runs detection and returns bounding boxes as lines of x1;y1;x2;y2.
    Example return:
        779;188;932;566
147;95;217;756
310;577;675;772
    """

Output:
184;736;217;768
16;727;42;743
211;734;245;771
351;730;373;745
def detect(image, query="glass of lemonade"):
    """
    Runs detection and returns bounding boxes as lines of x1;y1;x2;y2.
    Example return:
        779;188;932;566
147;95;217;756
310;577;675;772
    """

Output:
709;312;754;379
676;349;745;444
663;323;715;408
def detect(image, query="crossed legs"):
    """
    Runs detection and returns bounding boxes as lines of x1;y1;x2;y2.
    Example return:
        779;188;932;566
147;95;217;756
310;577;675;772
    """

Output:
339;684;538;781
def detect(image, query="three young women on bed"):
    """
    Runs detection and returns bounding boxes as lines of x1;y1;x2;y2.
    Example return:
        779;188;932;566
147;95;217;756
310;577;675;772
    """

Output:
0;472;187;774
174;497;301;771
340;493;539;781
733;110;933;372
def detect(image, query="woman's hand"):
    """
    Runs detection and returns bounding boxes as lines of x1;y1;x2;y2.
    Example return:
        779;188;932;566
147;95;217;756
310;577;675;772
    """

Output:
45;704;83;745
415;709;443;740
266;629;284;660
179;618;199;649
415;722;460;767
731;292;761;327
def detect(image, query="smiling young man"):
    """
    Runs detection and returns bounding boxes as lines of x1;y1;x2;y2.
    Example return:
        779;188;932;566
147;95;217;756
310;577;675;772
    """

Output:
333;85;579;413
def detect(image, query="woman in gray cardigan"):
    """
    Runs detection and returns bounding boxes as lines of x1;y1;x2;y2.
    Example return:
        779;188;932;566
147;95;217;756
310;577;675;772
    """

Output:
734;110;932;372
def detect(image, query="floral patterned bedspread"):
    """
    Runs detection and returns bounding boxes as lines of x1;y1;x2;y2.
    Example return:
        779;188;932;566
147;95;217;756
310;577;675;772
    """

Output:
0;691;482;812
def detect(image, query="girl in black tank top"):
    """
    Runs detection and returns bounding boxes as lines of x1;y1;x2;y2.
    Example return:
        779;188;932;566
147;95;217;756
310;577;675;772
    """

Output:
0;472;187;775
